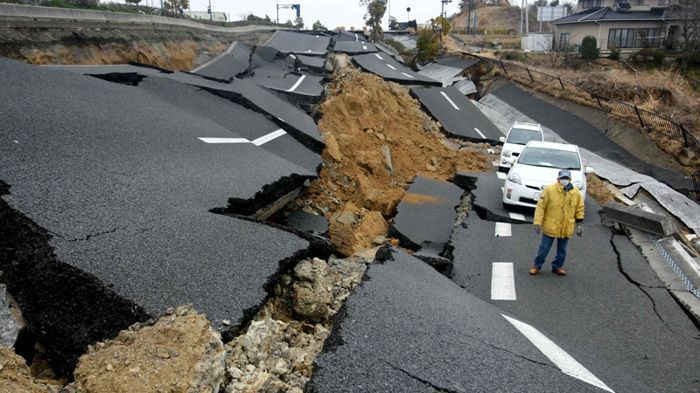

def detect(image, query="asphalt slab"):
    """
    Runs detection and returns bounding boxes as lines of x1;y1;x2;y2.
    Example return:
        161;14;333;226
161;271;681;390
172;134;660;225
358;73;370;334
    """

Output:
333;41;378;54
264;30;330;55
310;248;654;393
191;41;252;80
353;53;440;86
411;86;503;142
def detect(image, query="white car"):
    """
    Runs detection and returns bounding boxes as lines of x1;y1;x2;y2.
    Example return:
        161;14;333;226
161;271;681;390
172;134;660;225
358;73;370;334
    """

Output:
498;122;544;173
502;141;593;209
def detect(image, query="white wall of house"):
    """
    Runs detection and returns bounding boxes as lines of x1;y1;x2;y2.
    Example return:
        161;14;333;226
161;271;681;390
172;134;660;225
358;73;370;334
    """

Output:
554;20;666;52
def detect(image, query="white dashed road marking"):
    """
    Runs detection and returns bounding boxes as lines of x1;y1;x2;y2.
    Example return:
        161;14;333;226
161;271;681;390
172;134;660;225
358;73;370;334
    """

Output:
509;212;526;221
386;64;397;70
374;53;384;60
362;45;368;50
286;75;306;92
251;129;287;146
473;127;487;139
199;129;287;147
198;137;249;144
491;263;516;300
495;222;512;237
440;91;460;111
497;172;507;180
400;72;415;79
503;315;615;393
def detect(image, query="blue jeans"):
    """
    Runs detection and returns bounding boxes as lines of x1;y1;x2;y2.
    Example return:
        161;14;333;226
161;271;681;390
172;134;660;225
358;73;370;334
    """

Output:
534;234;569;270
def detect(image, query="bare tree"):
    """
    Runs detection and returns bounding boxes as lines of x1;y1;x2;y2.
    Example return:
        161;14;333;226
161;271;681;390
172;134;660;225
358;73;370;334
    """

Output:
673;0;700;72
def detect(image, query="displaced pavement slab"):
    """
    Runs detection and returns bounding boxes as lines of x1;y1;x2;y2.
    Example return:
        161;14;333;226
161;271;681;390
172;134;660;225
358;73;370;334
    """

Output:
335;30;366;42
294;54;327;73
191;41;252;80
383;32;417;50
417;56;478;87
623;182;700;234
310;248;653;393
411;86;503;142
332;40;378;54
157;72;325;152
137;77;321;172
0;58;313;372
464;172;534;223
41;63;165;85
264;30;330;55
451;203;700;392
247;45;296;78
353;53;440;86
490;83;694;193
249;73;325;99
374;41;404;63
389;177;464;253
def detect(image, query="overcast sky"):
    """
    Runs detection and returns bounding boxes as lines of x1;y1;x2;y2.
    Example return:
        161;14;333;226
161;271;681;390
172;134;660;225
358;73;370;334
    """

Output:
181;0;464;30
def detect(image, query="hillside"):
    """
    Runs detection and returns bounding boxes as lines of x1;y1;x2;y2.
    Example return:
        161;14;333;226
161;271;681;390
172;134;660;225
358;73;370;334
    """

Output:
451;5;549;34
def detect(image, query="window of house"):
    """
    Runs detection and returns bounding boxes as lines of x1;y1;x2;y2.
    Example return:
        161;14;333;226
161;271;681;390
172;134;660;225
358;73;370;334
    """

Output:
658;0;670;5
580;0;602;8
608;28;662;48
559;33;570;50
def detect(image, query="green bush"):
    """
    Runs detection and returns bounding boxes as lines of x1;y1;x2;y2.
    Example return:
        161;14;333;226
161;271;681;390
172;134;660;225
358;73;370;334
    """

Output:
416;29;440;62
608;46;620;60
580;35;599;60
651;49;665;65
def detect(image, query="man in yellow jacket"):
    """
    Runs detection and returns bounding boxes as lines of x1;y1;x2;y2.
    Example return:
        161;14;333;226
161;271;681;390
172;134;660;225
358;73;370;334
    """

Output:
530;169;585;276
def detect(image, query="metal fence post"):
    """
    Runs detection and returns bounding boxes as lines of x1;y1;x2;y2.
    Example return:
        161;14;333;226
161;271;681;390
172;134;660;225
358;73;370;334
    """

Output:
499;59;508;75
526;67;535;83
681;124;690;150
593;94;605;111
557;76;565;90
633;106;645;129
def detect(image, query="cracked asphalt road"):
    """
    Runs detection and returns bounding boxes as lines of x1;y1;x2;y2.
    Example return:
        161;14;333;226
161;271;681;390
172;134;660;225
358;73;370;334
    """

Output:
451;171;700;393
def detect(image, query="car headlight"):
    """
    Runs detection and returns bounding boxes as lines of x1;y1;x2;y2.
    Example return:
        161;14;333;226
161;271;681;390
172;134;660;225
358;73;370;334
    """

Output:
502;150;512;157
573;180;583;190
507;172;522;185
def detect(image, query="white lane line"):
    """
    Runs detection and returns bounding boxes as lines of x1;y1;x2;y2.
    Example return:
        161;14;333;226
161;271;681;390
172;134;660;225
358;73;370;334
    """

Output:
191;42;237;72
503;315;615;393
473;127;487;139
509;212;526;221
374;53;384;60
401;72;415;79
355;33;358;41
198;137;249;144
362;45;368;50
440;91;460;111
252;129;287;146
491;263;516;300
497;171;507;180
495;222;512;237
386;64;397;70
289;54;297;59
286;75;306;92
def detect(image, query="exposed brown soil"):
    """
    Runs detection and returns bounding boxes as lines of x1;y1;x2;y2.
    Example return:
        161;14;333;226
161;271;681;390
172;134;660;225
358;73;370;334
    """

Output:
0;26;273;70
0;347;59;393
301;64;491;256
586;173;616;206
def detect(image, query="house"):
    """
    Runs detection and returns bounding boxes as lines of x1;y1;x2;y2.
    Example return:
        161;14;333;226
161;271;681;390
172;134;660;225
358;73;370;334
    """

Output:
551;0;687;53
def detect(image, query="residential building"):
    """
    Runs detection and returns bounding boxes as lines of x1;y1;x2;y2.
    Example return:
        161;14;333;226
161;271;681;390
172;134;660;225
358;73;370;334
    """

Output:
551;0;687;53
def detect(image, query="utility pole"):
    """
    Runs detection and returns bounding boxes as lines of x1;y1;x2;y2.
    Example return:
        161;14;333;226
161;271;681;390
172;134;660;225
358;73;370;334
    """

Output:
407;6;410;22
208;0;212;21
276;0;279;24
524;0;529;35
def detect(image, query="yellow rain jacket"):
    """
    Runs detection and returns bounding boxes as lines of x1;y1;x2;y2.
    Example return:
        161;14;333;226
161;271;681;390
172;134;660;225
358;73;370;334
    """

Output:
534;182;585;239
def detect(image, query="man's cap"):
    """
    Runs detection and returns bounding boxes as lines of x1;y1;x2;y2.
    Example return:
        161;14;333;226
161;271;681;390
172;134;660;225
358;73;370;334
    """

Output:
557;169;572;179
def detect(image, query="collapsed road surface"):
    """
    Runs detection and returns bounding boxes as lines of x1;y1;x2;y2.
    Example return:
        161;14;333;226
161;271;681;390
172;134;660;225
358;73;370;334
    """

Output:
1;24;699;393
0;57;320;374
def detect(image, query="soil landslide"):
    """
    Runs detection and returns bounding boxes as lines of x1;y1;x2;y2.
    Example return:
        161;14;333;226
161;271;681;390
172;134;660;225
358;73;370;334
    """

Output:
302;64;491;255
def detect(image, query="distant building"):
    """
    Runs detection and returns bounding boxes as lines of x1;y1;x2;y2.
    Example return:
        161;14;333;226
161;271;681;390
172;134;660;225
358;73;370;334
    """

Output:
186;10;228;22
551;0;686;53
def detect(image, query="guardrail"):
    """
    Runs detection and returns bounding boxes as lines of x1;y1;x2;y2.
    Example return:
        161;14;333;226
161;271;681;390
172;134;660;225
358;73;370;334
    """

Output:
0;3;280;33
468;53;700;161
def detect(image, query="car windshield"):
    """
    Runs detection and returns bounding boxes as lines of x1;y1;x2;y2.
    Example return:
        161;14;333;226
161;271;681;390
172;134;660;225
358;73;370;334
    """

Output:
506;128;542;145
517;147;581;170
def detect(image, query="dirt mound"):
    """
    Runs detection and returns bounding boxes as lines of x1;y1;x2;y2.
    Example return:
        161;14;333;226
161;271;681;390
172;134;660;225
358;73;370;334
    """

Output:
70;305;225;393
0;347;58;393
301;69;490;255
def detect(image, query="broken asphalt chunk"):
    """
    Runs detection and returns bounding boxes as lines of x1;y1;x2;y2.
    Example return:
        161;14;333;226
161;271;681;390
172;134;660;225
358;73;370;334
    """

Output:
388;177;464;273
411;86;503;143
353;53;440;86
264;30;330;55
191;41;252;80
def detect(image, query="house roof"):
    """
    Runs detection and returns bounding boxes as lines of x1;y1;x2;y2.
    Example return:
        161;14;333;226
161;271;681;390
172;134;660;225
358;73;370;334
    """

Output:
551;6;677;24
